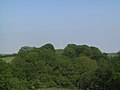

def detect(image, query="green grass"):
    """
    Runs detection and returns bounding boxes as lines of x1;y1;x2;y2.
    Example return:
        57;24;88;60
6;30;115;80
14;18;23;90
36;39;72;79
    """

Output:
1;56;15;63
56;49;64;56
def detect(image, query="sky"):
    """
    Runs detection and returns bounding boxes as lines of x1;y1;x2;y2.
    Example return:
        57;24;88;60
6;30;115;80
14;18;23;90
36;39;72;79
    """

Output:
0;0;120;53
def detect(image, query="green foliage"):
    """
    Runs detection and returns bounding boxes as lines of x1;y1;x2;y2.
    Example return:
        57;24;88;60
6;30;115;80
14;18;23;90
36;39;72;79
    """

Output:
94;56;120;90
1;43;119;90
9;78;28;90
18;46;35;58
52;58;75;88
41;43;55;52
73;57;98;89
0;59;12;90
63;44;104;61
37;88;74;90
118;51;120;55
109;55;120;89
90;46;103;60
63;44;77;58
94;59;112;89
76;45;92;57
0;59;27;90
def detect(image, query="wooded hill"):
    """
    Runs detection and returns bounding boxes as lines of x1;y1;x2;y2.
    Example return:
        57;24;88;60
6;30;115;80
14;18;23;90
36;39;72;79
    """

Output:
0;43;120;90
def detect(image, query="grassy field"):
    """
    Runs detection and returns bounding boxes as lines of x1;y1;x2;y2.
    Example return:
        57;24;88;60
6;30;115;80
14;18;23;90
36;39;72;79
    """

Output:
56;49;64;57
1;56;15;63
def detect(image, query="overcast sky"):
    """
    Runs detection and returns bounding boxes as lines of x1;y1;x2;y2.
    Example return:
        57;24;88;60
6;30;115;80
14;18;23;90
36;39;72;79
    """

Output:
0;0;120;53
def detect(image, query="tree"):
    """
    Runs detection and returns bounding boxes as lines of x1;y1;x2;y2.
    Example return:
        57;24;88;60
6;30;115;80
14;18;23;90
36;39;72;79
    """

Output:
41;43;55;52
18;46;35;58
95;58;112;89
117;51;120;55
0;59;12;90
73;56;98;89
63;44;77;58
90;46;103;60
52;58;75;88
76;45;92;57
9;43;120;89
110;55;120;90
9;78;28;90
95;55;120;90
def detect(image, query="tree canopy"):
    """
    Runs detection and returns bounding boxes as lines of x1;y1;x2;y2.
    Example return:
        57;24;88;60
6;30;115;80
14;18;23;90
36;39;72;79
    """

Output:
0;43;120;90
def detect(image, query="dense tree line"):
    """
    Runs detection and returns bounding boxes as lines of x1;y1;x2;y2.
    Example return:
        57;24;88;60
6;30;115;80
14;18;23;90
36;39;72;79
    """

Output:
0;53;17;58
0;43;120;90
